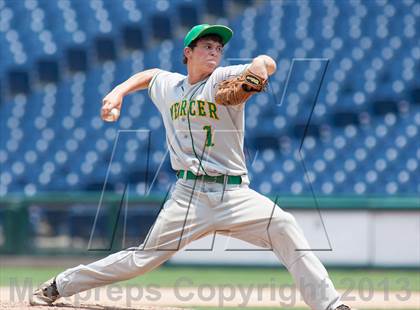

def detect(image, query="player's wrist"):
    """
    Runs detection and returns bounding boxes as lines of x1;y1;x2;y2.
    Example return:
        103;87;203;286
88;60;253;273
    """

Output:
113;85;127;98
252;55;276;76
263;56;276;75
250;58;268;79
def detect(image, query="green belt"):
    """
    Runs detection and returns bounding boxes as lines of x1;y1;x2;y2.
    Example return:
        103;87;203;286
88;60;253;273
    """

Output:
177;170;242;184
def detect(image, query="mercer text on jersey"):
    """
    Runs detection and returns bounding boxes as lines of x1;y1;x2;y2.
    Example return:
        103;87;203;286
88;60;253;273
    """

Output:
170;100;219;121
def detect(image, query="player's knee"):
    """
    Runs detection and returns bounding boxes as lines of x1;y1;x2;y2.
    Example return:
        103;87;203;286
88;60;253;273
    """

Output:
268;211;298;235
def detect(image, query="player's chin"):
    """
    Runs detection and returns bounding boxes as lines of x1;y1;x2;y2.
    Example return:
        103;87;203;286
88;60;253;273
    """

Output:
206;62;218;72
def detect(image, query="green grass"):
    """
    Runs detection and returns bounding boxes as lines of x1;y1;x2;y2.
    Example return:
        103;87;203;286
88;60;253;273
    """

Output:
195;308;307;310
195;309;418;310
0;266;418;292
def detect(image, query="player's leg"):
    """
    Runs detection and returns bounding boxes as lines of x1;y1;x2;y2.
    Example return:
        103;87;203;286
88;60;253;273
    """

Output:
215;186;344;310
31;180;211;304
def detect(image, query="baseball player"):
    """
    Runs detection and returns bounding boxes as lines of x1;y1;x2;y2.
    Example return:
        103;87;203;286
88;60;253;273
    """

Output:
31;24;352;310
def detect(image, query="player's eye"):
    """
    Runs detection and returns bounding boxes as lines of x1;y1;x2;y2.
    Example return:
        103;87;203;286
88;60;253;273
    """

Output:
200;44;223;53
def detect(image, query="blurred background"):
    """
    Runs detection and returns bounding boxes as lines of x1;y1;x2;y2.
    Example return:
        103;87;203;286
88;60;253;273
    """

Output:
0;0;418;269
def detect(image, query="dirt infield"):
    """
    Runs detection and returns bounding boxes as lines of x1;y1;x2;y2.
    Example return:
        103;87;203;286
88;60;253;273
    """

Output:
0;303;186;310
1;286;419;309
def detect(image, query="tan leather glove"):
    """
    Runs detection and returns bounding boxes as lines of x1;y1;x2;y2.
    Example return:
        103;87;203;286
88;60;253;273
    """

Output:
215;69;268;106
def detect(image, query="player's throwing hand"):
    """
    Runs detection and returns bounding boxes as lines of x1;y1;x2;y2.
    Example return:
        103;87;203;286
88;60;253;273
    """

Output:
101;90;123;122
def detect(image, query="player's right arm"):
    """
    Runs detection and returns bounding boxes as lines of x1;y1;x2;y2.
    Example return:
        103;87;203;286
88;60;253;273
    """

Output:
101;68;160;121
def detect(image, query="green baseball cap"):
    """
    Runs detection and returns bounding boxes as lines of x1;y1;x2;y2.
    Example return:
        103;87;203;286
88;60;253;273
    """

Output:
184;24;233;47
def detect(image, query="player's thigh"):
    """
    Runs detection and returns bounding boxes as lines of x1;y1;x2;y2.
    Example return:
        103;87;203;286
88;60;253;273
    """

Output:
142;185;211;250
218;187;303;243
217;187;286;228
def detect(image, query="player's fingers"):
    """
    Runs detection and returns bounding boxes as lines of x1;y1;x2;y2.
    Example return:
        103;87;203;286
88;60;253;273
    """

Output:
101;105;111;120
103;98;119;110
100;107;108;116
101;104;109;113
102;98;111;108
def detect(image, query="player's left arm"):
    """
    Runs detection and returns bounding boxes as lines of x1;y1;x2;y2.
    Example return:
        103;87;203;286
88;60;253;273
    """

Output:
248;55;277;79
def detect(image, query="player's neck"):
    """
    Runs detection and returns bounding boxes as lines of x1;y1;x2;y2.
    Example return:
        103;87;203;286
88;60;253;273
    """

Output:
187;67;211;85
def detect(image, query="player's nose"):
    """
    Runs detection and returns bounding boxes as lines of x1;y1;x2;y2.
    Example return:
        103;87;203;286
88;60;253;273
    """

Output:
208;49;217;57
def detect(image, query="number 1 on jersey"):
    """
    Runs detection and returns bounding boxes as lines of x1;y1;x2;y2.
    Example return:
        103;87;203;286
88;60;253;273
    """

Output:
203;125;214;147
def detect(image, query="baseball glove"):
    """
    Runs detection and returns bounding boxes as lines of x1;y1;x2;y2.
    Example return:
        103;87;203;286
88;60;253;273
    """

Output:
215;69;268;106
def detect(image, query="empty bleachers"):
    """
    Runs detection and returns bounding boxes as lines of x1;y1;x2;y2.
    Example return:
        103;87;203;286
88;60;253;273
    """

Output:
0;0;418;197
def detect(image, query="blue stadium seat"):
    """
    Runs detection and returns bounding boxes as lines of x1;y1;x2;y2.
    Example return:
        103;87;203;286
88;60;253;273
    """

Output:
0;0;418;196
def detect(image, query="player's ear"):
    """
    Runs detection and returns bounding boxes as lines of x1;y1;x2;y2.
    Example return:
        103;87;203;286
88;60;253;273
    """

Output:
184;47;192;60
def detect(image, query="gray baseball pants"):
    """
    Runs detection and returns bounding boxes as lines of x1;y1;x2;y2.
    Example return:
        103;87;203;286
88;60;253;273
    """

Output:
56;178;342;310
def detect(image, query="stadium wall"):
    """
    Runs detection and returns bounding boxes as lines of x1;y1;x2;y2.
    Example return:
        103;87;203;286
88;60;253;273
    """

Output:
0;194;418;268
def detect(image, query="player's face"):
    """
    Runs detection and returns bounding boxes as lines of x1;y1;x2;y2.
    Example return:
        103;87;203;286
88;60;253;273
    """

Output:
186;37;223;73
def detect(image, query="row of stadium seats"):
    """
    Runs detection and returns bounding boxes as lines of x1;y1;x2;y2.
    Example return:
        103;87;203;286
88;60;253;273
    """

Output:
0;0;418;196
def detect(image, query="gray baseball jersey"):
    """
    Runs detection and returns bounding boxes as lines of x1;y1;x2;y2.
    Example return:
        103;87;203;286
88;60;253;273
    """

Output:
148;64;250;180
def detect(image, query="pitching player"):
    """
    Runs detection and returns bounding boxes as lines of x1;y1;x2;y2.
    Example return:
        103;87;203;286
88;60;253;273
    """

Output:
31;24;353;310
